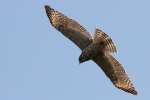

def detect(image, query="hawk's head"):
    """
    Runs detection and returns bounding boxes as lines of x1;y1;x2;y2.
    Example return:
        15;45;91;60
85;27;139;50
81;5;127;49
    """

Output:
79;53;89;64
79;48;91;64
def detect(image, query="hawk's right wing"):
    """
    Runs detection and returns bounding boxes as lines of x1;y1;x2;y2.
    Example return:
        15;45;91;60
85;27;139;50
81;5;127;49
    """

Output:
93;54;138;95
45;5;92;50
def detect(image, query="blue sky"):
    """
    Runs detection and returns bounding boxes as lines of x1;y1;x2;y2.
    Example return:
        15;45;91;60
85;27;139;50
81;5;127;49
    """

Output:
1;0;150;99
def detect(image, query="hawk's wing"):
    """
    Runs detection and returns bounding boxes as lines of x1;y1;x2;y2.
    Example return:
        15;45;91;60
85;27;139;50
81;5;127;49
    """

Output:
45;5;92;50
93;54;137;95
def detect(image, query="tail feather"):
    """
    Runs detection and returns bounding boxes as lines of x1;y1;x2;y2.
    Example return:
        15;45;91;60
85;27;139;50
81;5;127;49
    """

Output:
94;28;117;54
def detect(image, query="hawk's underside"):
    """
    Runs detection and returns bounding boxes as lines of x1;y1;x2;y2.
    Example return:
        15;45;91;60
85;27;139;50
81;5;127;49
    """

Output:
44;5;137;95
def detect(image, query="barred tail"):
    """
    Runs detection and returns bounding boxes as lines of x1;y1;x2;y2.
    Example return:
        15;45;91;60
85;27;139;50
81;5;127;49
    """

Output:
94;28;117;53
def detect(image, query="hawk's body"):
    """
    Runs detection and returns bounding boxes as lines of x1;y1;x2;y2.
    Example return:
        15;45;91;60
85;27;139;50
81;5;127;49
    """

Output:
45;5;137;95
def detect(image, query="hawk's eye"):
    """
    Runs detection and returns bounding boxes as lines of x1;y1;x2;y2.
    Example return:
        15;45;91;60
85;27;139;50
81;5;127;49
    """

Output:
57;25;64;31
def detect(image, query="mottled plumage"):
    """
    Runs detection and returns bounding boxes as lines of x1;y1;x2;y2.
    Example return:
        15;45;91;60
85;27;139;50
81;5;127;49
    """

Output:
94;28;117;54
44;5;137;95
45;5;92;50
79;28;117;63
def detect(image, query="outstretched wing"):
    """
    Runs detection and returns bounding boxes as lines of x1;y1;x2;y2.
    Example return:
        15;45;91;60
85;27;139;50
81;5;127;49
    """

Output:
93;54;137;95
45;5;92;50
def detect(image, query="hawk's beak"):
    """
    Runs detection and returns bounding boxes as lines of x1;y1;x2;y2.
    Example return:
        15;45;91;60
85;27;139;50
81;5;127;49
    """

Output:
79;58;84;64
45;5;52;11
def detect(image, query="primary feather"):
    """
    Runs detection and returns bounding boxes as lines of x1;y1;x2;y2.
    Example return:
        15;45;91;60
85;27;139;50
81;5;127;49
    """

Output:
45;5;92;50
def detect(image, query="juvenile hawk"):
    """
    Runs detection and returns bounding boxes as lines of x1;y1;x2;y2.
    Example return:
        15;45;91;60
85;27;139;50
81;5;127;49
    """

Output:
44;5;137;95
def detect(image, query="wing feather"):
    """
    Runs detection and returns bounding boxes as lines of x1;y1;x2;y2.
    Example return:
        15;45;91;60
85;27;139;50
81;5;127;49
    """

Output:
45;5;92;50
93;54;137;95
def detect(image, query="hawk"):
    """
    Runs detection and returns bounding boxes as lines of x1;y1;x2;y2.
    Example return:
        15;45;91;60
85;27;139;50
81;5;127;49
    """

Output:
44;5;138;95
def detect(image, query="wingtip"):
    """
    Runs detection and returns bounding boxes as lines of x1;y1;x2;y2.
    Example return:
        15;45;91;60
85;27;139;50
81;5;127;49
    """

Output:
116;85;138;95
114;82;138;95
44;5;50;9
121;87;138;95
132;90;138;95
44;5;54;11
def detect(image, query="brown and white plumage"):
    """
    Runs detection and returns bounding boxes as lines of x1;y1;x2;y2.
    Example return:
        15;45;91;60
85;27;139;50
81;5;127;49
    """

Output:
94;28;117;54
93;55;137;95
45;5;92;50
44;5;137;95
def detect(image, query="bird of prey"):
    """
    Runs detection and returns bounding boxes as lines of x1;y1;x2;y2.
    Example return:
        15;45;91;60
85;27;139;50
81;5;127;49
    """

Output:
44;5;138;95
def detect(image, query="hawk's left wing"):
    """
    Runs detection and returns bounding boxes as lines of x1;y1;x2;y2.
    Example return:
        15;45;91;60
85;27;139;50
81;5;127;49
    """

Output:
93;54;138;95
92;28;137;95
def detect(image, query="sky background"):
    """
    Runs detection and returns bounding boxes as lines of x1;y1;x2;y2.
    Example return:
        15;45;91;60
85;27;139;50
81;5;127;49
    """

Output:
1;0;150;100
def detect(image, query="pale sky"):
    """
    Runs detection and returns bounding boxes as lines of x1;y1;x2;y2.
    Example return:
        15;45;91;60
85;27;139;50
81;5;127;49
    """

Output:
1;0;150;99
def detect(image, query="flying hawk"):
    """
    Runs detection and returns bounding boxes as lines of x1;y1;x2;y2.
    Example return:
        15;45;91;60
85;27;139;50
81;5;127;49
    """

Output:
44;5;137;95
